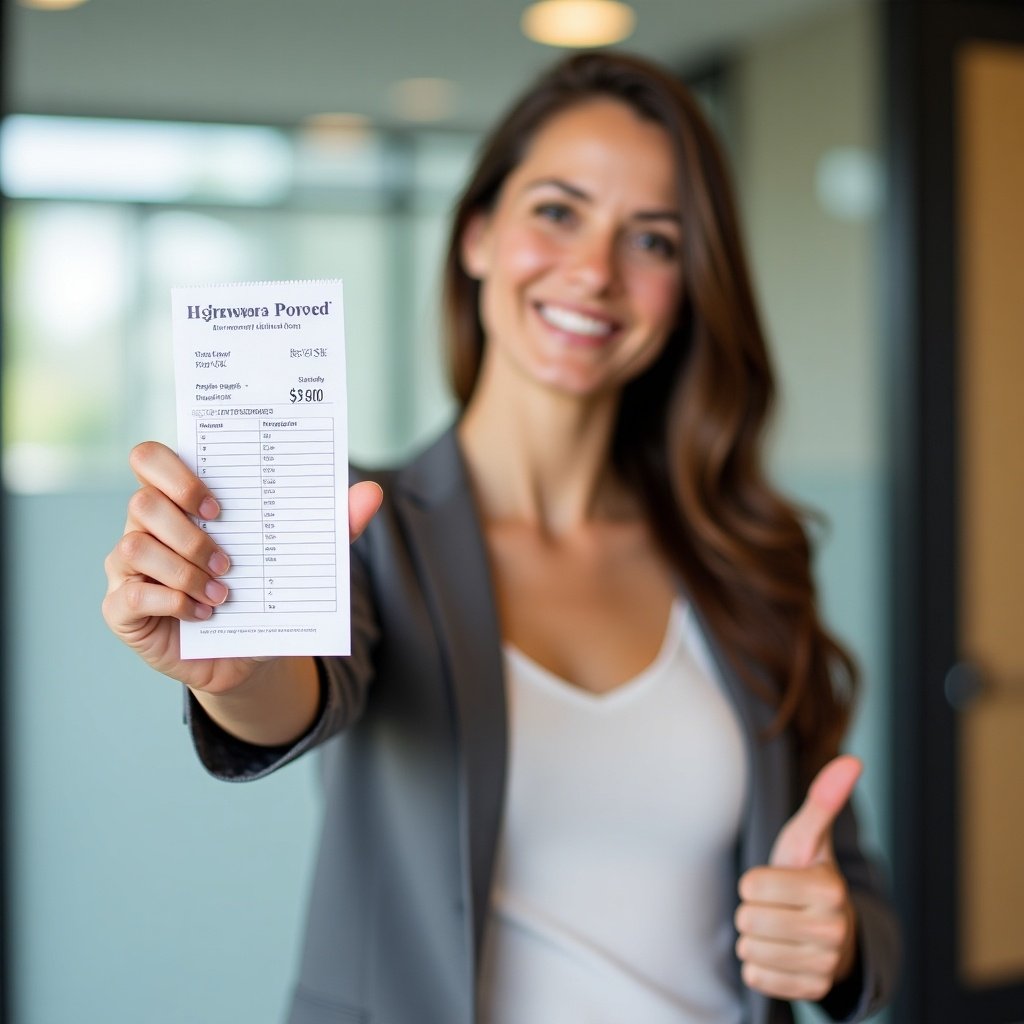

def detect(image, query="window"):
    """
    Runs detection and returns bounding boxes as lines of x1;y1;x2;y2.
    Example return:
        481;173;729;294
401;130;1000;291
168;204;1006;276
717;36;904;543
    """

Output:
1;115;480;492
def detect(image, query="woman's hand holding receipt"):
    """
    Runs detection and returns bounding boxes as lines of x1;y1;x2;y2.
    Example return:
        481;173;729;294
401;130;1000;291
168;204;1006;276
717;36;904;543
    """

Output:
101;439;381;745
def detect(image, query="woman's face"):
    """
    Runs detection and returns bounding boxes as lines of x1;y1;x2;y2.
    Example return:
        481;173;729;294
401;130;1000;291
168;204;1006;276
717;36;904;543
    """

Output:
461;97;684;399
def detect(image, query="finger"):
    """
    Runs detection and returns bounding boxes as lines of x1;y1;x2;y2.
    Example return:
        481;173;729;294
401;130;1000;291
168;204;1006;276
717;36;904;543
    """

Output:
770;754;862;868
129;441;220;519
108;531;229;608
103;579;215;632
740;962;833;1003
736;934;842;979
739;865;849;912
124;486;229;577
349;481;383;542
735;899;849;948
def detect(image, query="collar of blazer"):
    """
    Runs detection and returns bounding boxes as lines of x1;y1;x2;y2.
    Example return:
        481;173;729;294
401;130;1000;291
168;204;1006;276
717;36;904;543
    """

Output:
389;426;509;965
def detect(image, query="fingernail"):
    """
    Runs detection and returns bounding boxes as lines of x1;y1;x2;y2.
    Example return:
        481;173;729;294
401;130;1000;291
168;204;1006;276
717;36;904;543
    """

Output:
199;497;220;519
204;580;228;604
194;603;213;620
208;551;230;575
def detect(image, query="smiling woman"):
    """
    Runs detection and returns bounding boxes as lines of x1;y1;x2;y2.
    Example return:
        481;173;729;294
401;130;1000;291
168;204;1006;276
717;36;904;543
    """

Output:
100;49;899;1024
459;99;683;398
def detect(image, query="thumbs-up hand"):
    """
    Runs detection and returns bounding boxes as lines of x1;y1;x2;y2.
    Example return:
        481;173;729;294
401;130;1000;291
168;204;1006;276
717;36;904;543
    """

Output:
734;755;862;1002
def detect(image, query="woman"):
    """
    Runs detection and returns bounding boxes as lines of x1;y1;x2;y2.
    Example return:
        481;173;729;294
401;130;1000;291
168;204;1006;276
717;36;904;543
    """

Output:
103;51;898;1024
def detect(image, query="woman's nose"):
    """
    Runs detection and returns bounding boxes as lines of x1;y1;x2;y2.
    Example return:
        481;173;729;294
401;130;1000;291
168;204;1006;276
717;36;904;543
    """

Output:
565;230;618;293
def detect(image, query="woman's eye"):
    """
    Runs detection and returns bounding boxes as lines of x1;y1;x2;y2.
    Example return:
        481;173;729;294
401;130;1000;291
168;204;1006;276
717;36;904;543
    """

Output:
535;202;574;225
633;231;678;260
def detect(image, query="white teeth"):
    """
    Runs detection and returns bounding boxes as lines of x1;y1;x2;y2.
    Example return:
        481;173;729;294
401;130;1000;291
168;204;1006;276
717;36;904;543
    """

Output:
538;304;613;337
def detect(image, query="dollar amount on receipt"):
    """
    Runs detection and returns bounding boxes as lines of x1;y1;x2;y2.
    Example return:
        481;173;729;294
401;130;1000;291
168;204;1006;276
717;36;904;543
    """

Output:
173;279;350;660
290;388;324;403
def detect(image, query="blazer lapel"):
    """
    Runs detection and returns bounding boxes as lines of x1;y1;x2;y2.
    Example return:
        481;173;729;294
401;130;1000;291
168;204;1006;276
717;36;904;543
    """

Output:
393;428;508;964
689;603;793;1024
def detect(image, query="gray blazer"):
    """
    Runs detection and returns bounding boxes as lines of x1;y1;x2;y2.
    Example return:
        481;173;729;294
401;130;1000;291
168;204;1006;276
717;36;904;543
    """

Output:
190;427;900;1024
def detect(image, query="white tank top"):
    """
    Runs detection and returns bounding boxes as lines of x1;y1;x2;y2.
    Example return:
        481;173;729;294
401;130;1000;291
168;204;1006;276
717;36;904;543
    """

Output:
477;599;748;1024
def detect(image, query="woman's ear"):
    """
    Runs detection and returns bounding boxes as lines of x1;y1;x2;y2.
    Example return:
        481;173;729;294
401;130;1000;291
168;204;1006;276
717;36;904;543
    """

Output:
460;211;492;281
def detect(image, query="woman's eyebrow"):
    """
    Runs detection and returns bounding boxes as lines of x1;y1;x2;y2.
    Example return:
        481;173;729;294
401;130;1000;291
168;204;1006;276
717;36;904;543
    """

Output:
522;177;680;223
522;177;591;200
635;209;681;225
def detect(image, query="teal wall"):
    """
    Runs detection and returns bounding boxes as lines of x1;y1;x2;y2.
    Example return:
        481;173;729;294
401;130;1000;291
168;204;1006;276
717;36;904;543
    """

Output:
8;493;319;1023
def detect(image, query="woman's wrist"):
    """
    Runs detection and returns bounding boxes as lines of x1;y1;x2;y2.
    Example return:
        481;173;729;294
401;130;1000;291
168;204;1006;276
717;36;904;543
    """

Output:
191;656;321;747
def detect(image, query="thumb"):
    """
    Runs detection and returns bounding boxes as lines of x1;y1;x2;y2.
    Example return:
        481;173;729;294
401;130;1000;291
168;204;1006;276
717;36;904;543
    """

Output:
349;481;383;543
769;754;862;868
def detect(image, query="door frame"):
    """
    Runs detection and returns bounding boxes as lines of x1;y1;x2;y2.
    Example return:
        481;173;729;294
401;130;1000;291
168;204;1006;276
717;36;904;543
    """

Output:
886;1;1024;1020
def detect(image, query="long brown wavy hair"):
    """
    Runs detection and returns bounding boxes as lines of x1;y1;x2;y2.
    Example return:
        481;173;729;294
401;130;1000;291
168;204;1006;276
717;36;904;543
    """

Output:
442;51;856;784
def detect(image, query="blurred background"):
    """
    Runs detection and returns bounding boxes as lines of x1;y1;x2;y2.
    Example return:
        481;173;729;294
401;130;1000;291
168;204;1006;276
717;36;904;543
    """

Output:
1;0;1021;1021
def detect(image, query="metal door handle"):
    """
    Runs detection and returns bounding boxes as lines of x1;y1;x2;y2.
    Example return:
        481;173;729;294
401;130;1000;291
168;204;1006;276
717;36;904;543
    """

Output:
944;662;987;710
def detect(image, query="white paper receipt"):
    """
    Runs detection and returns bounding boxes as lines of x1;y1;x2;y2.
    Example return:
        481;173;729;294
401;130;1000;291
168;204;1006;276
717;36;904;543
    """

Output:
172;280;349;660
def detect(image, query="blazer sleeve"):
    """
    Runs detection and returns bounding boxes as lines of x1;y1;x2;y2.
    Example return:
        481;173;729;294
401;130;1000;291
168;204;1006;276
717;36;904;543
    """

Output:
185;533;380;782
818;797;902;1022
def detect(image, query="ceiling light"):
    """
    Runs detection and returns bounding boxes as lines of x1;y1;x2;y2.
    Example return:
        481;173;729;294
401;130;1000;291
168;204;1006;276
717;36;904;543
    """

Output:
521;0;635;48
388;78;457;123
18;0;90;9
301;112;371;146
303;113;370;133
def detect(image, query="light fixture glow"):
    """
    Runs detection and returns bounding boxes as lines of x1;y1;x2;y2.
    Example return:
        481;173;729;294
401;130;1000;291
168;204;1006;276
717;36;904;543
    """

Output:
815;147;882;222
298;113;373;167
302;112;370;133
388;78;458;123
301;112;371;146
18;0;90;9
521;0;635;48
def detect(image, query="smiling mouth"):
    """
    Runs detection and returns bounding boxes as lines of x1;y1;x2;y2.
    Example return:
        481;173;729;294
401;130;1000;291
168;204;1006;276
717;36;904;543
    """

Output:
536;303;616;339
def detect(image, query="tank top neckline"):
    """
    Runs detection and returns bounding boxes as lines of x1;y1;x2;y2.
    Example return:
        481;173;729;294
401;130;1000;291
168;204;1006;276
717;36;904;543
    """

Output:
503;597;688;708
